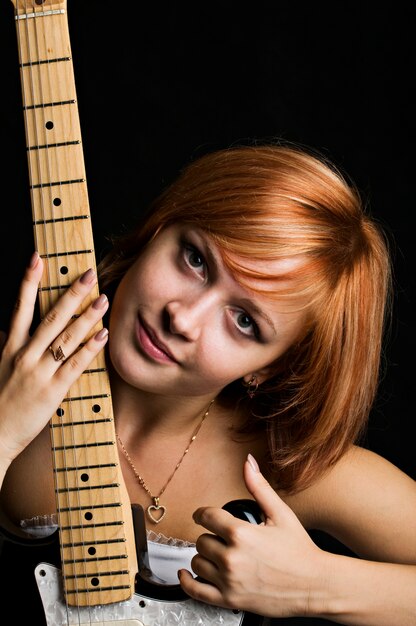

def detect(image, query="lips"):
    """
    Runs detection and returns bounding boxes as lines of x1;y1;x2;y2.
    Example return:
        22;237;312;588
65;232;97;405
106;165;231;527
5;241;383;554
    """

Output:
136;316;178;364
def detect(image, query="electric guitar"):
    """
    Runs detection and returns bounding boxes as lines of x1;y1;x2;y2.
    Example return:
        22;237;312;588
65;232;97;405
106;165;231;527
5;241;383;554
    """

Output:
1;2;263;624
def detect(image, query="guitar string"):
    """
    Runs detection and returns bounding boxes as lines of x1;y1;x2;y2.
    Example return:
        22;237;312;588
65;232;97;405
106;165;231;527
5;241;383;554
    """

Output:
49;2;117;616
26;1;78;621
53;2;116;618
51;4;88;620
53;1;109;619
16;0;59;619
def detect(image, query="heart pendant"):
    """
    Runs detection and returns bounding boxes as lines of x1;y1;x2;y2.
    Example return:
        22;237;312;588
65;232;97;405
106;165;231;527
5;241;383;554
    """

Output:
147;503;166;524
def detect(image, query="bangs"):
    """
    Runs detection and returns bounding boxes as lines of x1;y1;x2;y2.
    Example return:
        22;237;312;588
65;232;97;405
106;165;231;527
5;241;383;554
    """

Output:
209;231;330;314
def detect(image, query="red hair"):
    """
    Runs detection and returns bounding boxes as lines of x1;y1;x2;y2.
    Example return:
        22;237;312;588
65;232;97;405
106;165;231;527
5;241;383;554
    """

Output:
99;144;391;492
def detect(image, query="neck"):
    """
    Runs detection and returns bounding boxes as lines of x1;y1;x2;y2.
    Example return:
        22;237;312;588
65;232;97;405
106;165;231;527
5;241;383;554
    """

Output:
109;368;218;440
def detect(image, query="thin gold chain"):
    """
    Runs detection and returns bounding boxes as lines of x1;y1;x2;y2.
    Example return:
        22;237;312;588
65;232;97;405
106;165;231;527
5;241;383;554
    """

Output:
116;399;214;523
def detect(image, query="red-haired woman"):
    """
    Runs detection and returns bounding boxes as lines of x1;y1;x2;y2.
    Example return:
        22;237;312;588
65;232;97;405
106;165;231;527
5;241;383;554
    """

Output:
1;144;415;624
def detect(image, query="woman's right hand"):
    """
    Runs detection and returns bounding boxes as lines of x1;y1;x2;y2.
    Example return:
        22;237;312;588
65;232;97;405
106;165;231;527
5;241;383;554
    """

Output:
0;252;109;481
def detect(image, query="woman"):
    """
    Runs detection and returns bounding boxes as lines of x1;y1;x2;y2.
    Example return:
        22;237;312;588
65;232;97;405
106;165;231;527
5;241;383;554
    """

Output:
0;144;415;624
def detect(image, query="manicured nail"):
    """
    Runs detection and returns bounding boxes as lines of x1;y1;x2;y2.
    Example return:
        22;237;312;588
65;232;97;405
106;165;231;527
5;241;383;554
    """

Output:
94;328;109;341
80;268;96;284
92;294;108;309
28;251;40;268
247;453;259;473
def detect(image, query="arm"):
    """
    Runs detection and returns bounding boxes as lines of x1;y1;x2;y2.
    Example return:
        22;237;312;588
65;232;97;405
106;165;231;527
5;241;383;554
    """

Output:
179;454;416;625
0;252;109;490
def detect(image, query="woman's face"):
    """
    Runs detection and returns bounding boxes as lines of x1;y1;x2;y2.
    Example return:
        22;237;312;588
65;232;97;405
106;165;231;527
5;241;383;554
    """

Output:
108;224;308;398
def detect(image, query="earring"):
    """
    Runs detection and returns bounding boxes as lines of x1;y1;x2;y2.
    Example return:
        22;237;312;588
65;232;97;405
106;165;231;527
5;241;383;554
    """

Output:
243;375;258;399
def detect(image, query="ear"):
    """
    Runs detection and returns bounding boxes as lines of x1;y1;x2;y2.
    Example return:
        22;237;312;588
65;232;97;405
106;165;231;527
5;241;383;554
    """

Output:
243;367;273;387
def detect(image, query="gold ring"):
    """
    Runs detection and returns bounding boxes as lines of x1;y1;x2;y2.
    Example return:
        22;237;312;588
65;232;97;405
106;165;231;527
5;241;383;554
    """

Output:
49;344;66;361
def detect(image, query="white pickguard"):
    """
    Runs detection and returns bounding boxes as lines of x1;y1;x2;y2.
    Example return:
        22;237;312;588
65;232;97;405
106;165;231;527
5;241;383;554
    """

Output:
35;562;246;626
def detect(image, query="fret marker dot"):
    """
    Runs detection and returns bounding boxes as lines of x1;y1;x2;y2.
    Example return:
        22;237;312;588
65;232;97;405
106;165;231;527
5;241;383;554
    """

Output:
88;547;96;555
56;408;64;417
45;121;54;130
90;577;99;587
92;404;101;413
80;473;89;482
53;197;61;206
60;266;69;275
84;512;93;520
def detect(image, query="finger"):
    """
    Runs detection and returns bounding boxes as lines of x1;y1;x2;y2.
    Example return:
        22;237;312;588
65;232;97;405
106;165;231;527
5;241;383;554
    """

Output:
32;268;98;357
54;327;109;389
7;252;44;350
190;552;221;584
243;454;298;525
45;293;109;368
195;532;226;561
193;506;246;542
178;570;226;608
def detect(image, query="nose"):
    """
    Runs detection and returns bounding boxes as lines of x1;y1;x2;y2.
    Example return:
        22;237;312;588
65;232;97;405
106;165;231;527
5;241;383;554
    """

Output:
164;293;216;341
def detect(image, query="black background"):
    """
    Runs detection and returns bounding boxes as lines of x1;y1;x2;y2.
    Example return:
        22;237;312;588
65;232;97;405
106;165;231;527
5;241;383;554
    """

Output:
0;3;414;482
0;3;414;624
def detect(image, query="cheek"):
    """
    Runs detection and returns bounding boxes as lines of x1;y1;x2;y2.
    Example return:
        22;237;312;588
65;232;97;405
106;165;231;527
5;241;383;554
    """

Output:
191;335;255;387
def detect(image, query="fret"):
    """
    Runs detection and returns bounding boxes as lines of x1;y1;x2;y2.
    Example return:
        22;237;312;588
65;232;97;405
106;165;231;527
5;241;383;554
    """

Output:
61;521;124;531
12;0;137;606
51;418;113;429
68;570;126;578
60;503;122;513
61;394;111;403
53;441;115;451
60;511;126;543
29;140;80;150
21;56;71;67
56;484;120;494
65;584;132;597
55;463;117;471
34;215;89;224
41;248;94;257
56;485;122;512
64;555;128;565
25;98;76;110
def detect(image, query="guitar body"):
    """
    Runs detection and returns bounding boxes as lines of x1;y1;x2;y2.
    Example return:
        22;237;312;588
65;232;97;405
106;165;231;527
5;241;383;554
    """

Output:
0;501;263;625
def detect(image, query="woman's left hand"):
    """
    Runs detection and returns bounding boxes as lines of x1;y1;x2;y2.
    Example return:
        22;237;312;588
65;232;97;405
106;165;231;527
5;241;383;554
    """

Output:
179;455;330;619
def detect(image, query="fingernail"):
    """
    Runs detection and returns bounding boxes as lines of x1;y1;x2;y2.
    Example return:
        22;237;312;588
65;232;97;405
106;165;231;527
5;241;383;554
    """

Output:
28;251;40;268
177;570;182;581
80;268;96;284
247;453;259;473
92;294;108;309
94;328;109;341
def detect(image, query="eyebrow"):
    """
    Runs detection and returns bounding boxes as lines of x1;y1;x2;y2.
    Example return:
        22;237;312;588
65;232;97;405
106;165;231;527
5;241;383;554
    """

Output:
196;230;277;337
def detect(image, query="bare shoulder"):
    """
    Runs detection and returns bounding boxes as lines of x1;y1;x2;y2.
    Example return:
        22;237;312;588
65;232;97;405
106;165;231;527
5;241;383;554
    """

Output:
281;445;416;562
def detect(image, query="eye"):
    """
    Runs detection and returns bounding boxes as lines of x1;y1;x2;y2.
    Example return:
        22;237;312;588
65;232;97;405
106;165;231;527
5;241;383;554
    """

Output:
183;243;206;274
230;310;260;339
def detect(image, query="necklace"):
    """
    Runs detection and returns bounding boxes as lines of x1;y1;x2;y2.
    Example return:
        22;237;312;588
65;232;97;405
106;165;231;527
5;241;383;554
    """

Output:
116;399;214;524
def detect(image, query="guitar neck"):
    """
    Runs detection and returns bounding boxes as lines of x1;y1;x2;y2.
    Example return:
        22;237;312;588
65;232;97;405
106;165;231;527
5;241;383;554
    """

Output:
12;0;137;606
